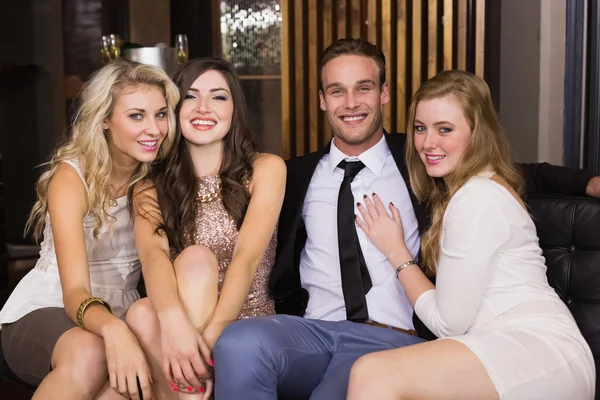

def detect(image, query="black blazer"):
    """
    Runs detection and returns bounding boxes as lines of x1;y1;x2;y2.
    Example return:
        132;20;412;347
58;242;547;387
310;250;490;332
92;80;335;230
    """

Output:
269;132;596;338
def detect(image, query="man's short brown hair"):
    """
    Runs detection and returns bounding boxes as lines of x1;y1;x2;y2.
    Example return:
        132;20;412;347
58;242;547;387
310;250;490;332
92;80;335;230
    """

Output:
318;38;386;91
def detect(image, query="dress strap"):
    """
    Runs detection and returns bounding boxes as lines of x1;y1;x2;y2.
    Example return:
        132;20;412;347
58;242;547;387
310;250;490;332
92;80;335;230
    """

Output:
61;159;89;192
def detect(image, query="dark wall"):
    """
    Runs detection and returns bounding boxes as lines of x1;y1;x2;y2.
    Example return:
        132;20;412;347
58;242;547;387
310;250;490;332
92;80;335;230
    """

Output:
171;0;216;58
0;1;57;244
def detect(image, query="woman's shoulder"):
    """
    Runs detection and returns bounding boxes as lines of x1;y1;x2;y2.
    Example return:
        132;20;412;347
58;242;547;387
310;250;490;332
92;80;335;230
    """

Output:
252;152;286;170
248;153;286;192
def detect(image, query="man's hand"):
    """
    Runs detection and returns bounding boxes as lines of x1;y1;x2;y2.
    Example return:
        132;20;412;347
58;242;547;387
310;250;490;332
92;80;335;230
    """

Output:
586;176;600;198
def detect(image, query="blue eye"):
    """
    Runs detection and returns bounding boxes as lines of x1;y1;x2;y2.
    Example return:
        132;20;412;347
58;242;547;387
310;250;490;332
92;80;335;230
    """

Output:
414;125;426;133
130;113;142;120
156;112;167;119
439;127;452;134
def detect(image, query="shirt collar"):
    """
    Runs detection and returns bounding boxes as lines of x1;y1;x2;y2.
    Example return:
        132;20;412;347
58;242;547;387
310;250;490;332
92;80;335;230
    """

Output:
327;134;390;177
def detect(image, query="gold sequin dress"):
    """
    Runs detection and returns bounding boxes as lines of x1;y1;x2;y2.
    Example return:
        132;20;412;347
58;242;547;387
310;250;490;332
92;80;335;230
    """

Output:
181;175;276;318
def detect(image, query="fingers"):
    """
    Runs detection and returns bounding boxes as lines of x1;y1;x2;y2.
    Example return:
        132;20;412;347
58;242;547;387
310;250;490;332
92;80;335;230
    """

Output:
180;359;203;390
361;194;379;217
117;373;129;399
190;351;210;380
197;333;214;374
355;213;368;233
204;378;214;399
389;201;402;224
161;357;174;386
137;372;153;400
371;193;388;215
356;200;373;226
169;360;190;390
126;372;140;400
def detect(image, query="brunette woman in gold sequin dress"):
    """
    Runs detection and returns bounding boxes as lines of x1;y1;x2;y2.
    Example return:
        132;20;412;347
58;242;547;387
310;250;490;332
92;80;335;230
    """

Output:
126;59;286;399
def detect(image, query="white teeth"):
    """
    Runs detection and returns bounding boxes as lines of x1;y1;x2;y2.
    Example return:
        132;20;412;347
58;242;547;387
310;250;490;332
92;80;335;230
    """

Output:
342;115;365;122
427;155;445;160
191;119;216;126
139;140;157;146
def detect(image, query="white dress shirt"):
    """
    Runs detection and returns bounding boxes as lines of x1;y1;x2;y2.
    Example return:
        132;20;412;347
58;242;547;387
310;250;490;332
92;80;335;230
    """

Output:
299;135;420;329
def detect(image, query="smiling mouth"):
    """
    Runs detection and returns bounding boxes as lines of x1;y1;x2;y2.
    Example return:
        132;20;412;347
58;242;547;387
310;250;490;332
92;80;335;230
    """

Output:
339;114;367;123
191;119;216;127
138;140;158;147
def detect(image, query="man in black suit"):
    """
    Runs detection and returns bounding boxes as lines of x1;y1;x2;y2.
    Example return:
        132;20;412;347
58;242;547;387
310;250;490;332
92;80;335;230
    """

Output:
213;38;600;399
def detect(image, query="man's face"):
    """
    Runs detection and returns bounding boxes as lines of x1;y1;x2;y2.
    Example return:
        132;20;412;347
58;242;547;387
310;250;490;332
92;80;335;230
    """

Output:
319;54;389;156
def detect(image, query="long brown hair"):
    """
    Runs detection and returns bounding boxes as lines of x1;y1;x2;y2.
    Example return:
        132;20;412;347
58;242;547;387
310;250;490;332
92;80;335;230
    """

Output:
153;58;256;253
406;70;523;276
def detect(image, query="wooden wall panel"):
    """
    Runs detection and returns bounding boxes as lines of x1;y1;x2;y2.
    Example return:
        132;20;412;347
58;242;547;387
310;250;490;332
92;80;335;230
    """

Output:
281;0;486;159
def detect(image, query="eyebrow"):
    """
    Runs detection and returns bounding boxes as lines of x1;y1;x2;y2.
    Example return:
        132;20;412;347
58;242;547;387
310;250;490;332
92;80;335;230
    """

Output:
188;87;231;95
324;79;376;92
125;106;168;112
414;119;455;126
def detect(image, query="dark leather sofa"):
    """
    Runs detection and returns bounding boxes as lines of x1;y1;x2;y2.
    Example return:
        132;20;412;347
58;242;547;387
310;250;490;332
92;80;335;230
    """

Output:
0;194;598;398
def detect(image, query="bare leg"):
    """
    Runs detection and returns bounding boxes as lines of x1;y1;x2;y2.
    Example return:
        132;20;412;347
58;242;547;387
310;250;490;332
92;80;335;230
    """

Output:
127;245;219;400
94;381;129;400
174;245;219;332
347;339;499;400
33;327;117;400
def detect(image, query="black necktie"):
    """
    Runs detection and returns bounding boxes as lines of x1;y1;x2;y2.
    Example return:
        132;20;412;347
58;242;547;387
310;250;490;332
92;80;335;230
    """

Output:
337;160;372;321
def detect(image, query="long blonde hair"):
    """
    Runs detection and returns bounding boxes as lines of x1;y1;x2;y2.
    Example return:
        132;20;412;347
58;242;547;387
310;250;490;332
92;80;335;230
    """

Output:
406;70;523;276
26;59;180;242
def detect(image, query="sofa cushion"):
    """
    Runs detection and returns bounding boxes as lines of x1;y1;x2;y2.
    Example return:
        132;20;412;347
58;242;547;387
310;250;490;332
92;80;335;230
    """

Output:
528;194;600;398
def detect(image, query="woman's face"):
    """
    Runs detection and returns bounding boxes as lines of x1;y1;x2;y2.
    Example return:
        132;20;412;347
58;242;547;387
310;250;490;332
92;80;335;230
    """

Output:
413;95;472;180
179;70;234;148
104;84;168;166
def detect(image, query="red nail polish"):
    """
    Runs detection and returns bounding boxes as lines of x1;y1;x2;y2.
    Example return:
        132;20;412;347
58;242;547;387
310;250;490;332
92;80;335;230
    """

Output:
209;359;214;366
172;387;179;391
199;387;205;393
169;382;176;387
187;386;193;391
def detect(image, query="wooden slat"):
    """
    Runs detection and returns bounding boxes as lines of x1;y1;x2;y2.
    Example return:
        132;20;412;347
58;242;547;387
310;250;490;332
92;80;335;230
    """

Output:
397;0;407;132
337;0;347;39
367;0;378;44
294;0;305;156
412;0;422;95
350;0;361;38
427;0;438;78
381;0;393;130
281;0;291;159
457;0;467;70
322;0;333;144
475;0;485;77
308;0;319;152
443;0;453;70
279;0;486;157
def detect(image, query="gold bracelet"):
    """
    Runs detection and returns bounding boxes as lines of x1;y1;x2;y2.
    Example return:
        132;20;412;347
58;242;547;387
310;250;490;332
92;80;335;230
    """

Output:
396;260;417;276
76;296;113;329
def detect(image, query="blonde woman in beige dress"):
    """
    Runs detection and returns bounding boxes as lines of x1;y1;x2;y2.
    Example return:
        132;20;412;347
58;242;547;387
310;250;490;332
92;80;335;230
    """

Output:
0;59;179;400
126;58;286;399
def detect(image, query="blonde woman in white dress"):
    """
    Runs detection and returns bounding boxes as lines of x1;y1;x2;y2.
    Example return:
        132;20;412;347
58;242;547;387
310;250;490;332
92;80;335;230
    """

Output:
0;59;179;400
348;70;595;399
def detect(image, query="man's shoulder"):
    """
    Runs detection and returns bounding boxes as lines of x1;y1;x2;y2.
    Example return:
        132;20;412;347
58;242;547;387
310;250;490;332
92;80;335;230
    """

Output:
386;132;407;145
285;148;327;174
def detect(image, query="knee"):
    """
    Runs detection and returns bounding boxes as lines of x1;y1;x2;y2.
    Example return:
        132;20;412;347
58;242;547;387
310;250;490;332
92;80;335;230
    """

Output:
55;331;108;385
349;354;378;390
125;298;159;342
174;245;218;281
214;318;273;364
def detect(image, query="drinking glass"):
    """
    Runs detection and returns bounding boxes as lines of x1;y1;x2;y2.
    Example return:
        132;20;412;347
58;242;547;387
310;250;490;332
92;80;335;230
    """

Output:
175;34;189;64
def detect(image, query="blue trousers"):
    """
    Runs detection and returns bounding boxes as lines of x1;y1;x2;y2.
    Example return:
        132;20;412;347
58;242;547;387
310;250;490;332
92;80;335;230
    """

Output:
213;315;424;400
